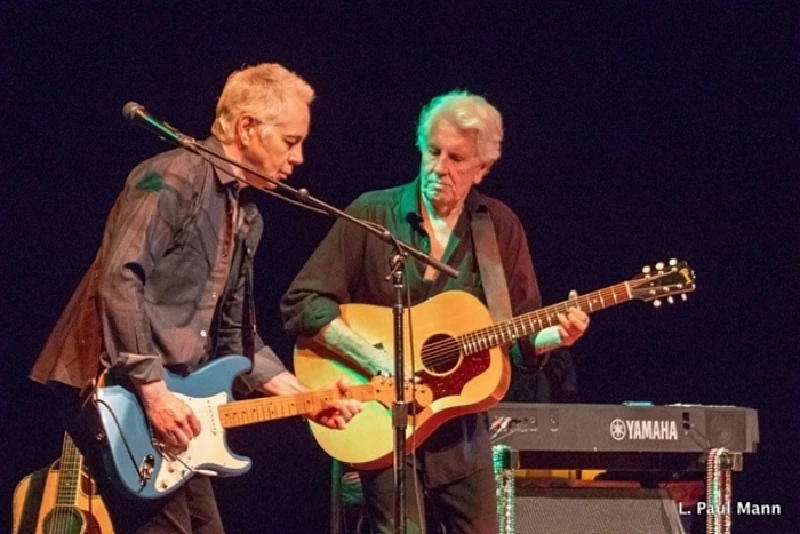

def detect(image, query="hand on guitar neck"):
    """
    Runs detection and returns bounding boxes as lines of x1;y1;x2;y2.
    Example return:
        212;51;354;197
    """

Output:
259;371;363;430
550;289;590;349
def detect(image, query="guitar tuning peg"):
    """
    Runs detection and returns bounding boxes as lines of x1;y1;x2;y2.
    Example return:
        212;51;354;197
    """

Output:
655;261;665;271
642;265;651;274
667;296;674;304
681;294;688;302
653;299;662;308
669;258;678;266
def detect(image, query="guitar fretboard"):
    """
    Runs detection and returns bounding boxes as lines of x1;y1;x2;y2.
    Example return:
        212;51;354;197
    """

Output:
458;282;632;354
55;433;83;507
218;383;377;429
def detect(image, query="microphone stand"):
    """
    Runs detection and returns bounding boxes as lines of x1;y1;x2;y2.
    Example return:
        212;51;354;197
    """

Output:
133;118;457;534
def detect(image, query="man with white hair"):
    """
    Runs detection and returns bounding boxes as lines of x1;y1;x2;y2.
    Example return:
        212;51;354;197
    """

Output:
32;63;361;533
282;90;589;533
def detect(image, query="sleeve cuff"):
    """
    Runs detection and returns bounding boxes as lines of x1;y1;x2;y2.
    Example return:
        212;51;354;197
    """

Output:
284;296;341;336
107;352;164;382
533;326;562;353
236;345;287;395
511;327;563;369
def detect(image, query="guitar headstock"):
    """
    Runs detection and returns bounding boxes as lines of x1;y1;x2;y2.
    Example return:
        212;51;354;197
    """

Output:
629;258;695;306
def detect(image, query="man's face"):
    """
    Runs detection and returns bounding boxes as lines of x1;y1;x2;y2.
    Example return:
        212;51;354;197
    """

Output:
420;121;489;212
242;96;310;189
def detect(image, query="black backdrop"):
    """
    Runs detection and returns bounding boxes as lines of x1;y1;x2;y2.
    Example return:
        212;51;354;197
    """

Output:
1;4;796;533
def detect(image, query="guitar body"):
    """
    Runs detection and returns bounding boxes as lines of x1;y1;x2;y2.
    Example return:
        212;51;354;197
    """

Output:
96;355;252;499
12;461;112;534
294;291;510;470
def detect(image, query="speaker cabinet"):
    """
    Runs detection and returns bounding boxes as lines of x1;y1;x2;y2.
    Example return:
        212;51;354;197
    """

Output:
513;487;685;534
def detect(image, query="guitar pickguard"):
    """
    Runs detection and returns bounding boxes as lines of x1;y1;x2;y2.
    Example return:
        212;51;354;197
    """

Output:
417;349;491;398
152;391;249;494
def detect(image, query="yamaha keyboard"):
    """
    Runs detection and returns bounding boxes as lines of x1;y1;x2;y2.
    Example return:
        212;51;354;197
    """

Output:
489;403;759;472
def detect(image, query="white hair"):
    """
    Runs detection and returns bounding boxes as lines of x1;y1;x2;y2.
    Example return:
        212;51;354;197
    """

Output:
416;90;503;163
211;63;314;143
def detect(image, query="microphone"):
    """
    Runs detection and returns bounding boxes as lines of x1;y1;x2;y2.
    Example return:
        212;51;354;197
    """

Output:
122;102;195;147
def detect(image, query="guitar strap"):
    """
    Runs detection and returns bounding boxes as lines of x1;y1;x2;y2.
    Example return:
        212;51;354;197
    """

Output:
243;245;257;361
470;208;513;322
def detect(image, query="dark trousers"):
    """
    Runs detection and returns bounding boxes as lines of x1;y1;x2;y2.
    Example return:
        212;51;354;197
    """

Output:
52;384;224;534
359;465;498;534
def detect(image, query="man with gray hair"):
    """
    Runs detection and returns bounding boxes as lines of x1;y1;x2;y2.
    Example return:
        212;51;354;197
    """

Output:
282;90;589;533
32;62;361;533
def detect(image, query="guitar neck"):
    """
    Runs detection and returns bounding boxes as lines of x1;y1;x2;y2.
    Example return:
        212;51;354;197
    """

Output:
55;433;83;507
219;384;377;429
460;281;632;353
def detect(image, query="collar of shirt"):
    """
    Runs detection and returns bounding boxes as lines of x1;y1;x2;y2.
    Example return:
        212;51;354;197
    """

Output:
201;136;241;188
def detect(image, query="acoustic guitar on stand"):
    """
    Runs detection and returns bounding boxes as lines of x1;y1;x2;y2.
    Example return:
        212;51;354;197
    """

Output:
12;432;112;534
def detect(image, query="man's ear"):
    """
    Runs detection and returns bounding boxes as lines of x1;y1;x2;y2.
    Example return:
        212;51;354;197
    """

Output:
473;160;494;185
236;114;257;147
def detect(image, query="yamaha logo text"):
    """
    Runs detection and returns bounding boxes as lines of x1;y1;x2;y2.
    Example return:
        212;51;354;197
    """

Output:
609;419;679;441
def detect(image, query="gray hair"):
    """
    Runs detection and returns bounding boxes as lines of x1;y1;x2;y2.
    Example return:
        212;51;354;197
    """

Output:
416;90;503;163
211;63;314;143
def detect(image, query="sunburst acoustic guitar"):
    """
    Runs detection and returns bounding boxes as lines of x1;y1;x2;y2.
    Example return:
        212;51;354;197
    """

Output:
12;432;112;534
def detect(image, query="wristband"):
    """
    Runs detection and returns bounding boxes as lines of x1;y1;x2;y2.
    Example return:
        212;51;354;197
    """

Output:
533;326;562;353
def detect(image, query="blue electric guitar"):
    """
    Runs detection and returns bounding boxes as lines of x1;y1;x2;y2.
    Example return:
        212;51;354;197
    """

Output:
95;355;432;500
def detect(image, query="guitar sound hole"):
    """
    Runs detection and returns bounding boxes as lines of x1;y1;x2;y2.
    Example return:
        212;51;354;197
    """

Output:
44;507;83;533
421;334;460;374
